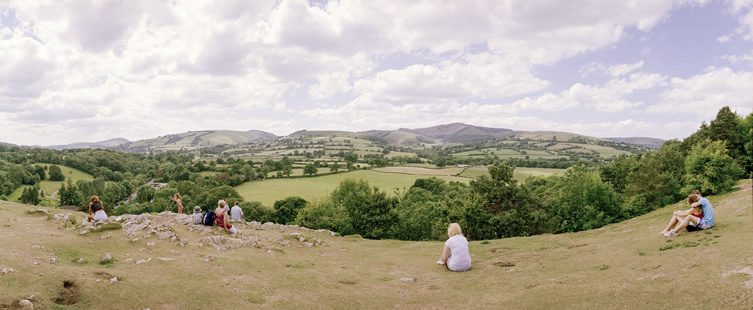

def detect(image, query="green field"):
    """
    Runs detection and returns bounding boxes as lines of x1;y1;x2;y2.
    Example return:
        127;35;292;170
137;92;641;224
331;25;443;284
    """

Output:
451;147;567;160
374;166;465;176
460;166;566;182
7;164;93;201
235;170;470;206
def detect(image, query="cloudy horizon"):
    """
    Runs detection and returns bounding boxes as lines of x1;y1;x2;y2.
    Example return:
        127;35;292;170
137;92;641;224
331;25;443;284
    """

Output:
1;0;752;146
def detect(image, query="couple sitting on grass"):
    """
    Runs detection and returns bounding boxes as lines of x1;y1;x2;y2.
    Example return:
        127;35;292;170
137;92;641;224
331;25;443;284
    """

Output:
661;190;715;237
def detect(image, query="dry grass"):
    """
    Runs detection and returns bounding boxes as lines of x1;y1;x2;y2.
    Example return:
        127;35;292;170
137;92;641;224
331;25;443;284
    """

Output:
0;180;751;309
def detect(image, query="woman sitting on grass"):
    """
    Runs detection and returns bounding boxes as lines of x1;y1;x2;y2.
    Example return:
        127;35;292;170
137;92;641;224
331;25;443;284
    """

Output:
437;223;471;272
214;200;237;235
660;194;702;237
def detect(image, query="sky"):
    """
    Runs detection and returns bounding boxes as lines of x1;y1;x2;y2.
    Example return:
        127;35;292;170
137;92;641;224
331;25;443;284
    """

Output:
1;0;752;146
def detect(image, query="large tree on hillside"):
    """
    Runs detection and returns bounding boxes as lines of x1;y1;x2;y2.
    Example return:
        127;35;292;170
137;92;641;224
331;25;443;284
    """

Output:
48;165;65;181
625;141;685;213
707;107;746;165
331;179;395;239
682;139;744;195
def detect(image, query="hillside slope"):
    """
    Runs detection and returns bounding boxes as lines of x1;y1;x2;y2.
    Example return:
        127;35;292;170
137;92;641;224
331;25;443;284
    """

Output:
1;181;751;309
121;130;277;153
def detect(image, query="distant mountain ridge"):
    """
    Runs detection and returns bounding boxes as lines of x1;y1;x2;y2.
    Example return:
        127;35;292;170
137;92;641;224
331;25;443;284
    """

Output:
46;138;130;150
27;124;664;152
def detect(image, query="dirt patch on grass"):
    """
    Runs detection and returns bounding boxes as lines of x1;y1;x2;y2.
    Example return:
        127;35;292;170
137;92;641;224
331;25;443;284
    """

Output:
494;262;516;267
53;280;80;305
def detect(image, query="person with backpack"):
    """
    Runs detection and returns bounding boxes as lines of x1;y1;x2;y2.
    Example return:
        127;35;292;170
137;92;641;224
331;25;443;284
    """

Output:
203;209;216;226
214;200;237;235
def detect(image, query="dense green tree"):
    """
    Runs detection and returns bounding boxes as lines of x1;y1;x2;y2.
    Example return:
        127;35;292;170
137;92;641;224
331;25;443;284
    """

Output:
331;179;395;239
59;180;83;207
33;165;46;181
682;139;744;195
624;141;685;213
273;196;308;224
48;165;65;181
536;165;621;233
240;201;274;222
466;162;546;239
20;186;40;205
598;155;639;193
135;185;156;203
295;198;354;235
303;163;318;176
389;188;448;240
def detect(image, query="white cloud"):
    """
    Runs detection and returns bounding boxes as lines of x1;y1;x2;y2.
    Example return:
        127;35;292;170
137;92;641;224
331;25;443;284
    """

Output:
512;72;666;112
649;67;753;115
607;61;645;77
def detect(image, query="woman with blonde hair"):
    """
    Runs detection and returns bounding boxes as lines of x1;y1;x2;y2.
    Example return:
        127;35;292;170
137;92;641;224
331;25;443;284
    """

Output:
214;200;237;235
171;193;184;214
437;223;471;272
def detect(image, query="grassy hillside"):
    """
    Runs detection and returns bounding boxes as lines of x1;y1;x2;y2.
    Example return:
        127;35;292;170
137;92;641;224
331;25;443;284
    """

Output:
460;166;566;182
7;164;93;201
1;181;750;309
235;170;470;206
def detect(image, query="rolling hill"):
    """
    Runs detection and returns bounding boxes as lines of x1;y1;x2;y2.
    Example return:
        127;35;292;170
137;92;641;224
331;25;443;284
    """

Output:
605;137;666;148
118;130;277;153
1;180;750;308
46;138;130;150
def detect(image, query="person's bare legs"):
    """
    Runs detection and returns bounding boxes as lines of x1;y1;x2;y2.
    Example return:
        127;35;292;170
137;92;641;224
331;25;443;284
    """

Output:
668;216;700;235
661;214;685;234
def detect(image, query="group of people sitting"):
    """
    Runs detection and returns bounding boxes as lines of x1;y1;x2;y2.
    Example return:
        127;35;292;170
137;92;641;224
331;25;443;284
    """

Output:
191;199;244;235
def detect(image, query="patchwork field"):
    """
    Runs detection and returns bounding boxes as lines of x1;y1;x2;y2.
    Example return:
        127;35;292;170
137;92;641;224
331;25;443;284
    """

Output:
1;181;751;309
235;170;470;206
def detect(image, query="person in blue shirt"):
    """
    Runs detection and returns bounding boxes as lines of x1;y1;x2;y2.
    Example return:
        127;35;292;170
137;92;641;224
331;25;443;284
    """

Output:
664;190;714;237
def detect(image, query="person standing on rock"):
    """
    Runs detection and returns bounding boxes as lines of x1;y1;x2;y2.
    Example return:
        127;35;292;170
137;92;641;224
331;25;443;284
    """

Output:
230;201;244;222
215;200;237;235
437;223;471;272
171;193;184;214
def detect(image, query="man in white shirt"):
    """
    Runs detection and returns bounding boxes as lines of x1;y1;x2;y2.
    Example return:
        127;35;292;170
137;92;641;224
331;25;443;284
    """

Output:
230;201;244;222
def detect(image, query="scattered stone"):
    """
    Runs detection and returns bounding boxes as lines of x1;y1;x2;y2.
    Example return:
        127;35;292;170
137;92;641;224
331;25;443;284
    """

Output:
146;242;156;247
31;244;42;249
74;258;87;264
157;257;175;262
17;299;34;309
400;277;417;284
49;255;58;264
109;277;118;284
302;242;313;248
100;253;113;265
99;234;111;240
26;208;49;216
202;255;215;263
135;257;151;265
1;267;15;274
32;259;41;266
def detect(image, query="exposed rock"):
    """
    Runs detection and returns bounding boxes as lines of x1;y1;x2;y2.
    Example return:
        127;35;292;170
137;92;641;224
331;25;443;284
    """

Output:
400;277;417;284
109;277;118;284
101;253;113;264
74;258;87;264
200;236;259;251
202;255;215;262
146;242;156;247
49;255;58;264
157;257;175;262
303;242;313;248
1;267;15;274
135;257;152;265
17;299;34;309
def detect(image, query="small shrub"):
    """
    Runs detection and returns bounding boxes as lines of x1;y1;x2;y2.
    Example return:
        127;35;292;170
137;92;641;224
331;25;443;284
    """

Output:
682;241;700;248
